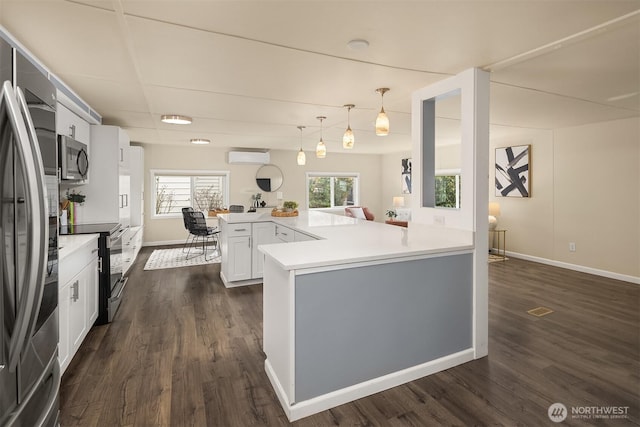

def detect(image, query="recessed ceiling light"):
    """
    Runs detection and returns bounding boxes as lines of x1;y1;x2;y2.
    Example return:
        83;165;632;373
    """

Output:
161;114;192;125
190;138;210;145
347;39;369;51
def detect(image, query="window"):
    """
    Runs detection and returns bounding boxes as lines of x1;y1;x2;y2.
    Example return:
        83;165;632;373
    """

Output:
435;170;461;209
152;170;229;217
306;172;359;209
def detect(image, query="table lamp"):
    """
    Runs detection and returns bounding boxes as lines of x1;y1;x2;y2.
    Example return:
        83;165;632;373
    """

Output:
488;202;500;230
393;196;405;208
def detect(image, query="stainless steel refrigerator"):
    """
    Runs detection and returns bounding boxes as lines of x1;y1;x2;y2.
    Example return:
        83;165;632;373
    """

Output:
1;38;60;426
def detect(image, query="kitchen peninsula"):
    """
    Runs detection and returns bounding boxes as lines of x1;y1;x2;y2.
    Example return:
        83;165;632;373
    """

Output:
217;210;482;421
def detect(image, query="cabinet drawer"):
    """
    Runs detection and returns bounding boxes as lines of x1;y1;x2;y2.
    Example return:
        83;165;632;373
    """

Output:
227;224;252;237
59;239;99;285
275;225;294;242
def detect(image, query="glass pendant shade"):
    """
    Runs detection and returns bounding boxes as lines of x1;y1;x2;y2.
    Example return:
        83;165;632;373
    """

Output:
315;116;327;159
343;104;355;149
375;108;389;136
297;148;306;165
343;126;354;149
375;88;390;136
316;140;326;158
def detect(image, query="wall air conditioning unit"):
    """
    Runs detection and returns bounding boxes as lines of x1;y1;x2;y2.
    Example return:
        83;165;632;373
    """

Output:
227;150;270;165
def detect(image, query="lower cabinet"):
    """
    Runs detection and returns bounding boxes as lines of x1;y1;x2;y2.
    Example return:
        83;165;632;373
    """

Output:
122;226;143;275
59;236;99;375
221;221;277;285
226;235;252;282
252;222;277;278
220;220;317;287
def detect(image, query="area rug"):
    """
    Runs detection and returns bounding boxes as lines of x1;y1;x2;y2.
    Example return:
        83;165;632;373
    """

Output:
144;247;220;271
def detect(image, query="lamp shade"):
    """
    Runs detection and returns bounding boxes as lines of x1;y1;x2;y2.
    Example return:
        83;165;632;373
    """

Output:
393;196;405;208
489;202;501;216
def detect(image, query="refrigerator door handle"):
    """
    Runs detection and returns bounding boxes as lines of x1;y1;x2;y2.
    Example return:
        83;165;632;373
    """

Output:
1;81;45;372
15;86;49;356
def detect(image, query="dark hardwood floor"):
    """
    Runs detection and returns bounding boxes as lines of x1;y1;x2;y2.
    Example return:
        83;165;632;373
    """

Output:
60;247;640;426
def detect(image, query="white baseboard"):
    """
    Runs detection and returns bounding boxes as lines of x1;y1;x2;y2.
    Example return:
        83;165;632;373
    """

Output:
494;248;640;285
142;239;183;247
266;348;475;422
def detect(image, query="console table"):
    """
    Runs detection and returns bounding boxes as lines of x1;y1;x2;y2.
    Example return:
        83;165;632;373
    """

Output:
489;229;507;261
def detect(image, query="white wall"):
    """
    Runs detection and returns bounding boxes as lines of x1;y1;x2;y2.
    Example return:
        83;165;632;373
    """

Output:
488;117;639;280
142;145;383;244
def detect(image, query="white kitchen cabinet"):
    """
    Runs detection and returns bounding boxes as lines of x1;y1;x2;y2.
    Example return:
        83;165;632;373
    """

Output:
56;102;90;145
294;230;317;242
221;221;277;285
226;235;252;282
274;224;294;243
58;235;99;375
81;125;130;225
252;222;276;279
129;146;144;227
122;226;143;275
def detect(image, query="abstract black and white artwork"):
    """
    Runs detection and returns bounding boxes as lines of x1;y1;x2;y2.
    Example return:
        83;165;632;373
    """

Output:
401;158;412;194
495;145;530;197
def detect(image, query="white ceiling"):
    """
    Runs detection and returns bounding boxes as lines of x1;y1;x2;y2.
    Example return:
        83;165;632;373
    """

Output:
1;0;638;154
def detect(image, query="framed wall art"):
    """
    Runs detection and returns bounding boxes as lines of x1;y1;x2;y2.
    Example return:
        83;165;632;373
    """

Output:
495;145;530;197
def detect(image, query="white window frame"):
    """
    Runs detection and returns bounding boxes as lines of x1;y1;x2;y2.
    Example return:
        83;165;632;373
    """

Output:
150;169;230;219
305;172;360;211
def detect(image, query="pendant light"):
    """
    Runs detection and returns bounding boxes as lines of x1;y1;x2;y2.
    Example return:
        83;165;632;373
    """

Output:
375;88;390;136
316;116;327;159
296;125;306;166
342;104;355;149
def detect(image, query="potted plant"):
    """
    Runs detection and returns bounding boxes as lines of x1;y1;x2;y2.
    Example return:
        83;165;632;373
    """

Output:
385;209;398;220
282;200;298;212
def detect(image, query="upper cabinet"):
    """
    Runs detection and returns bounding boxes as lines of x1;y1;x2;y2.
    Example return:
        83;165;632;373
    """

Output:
56;102;90;145
80;125;131;224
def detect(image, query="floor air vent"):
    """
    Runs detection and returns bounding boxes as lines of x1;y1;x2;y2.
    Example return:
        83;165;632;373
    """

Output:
527;307;554;317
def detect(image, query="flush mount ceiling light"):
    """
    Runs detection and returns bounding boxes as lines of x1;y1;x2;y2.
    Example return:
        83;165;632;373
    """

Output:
375;88;390;136
316;116;327;159
296;125;306;166
342;104;355;149
161;114;192;125
190;138;210;145
347;39;369;51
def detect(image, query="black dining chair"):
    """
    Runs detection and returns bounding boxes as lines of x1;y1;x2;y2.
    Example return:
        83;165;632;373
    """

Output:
181;207;196;253
185;210;220;260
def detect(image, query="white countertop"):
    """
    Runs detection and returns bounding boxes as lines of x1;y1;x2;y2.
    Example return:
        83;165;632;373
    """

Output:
58;234;99;260
218;211;474;270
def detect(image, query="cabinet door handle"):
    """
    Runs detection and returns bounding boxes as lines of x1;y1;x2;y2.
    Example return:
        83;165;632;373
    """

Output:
248;236;252;248
234;228;247;232
72;280;79;302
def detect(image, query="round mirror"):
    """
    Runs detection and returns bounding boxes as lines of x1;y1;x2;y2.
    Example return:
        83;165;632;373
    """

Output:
256;164;283;192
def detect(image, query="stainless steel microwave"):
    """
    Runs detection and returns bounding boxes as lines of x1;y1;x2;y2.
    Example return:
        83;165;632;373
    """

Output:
58;135;89;180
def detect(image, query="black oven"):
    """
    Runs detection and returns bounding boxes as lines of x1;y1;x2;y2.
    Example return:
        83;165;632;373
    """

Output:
59;222;125;325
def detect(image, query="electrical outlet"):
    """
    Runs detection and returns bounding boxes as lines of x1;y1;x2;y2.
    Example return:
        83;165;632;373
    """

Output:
569;242;576;252
434;215;445;226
